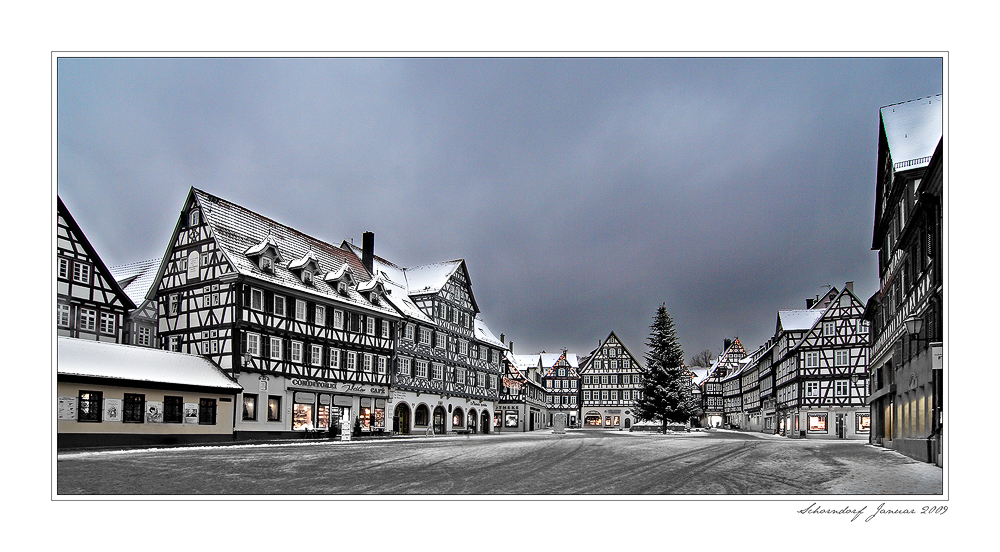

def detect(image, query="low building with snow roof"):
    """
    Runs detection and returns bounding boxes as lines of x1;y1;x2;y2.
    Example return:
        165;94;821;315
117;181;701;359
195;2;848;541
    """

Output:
57;337;242;449
341;235;507;436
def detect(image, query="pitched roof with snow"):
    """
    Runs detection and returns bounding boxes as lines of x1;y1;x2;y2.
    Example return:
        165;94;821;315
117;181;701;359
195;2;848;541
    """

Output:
188;189;398;317
881;95;943;171
777;309;825;332
474;316;504;347
110;258;161;306
58;337;242;392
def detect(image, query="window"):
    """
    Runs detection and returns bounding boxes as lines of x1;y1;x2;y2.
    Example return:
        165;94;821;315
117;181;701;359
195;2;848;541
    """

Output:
346;351;356;372
405;323;414;341
247;332;260;356
242;394;258;421
303;270;313;285
398;358;412;377
135;325;152;346
79;308;96;332
169;294;179;315
123;393;145;423
315;305;326;326
295;300;307;321
835;380;849;397
338;281;348;295
415;404;429;426
364;353;373;373
435;331;445;349
334;309;344;329
290;341;303;363
73;262;90;284
163;396;183;423
824;321;836;336
584;390;591;401
199;398;217;425
377;356;387;374
808;413;828;432
57;304;71;327
100;312;116;334
804;352;819;368
310;344;322;366
77;391;102;422
59;258;70;279
456;367;465;384
169;336;180;352
268;396;282;421
274;296;286;317
805;381;820;397
329;348;340;369
835;350;850;366
602;390;609;401
366;317;375;336
251;288;263;311
380;321;390;339
270;337;283;360
432;363;442;381
420;327;431;345
260;256;273;272
189;209;200;226
416;360;428;379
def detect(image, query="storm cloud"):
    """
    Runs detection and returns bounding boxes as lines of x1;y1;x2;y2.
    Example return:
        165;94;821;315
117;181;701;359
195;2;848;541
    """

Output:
56;56;943;361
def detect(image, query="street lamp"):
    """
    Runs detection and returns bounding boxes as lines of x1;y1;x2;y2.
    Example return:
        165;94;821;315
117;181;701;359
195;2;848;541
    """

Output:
903;315;923;342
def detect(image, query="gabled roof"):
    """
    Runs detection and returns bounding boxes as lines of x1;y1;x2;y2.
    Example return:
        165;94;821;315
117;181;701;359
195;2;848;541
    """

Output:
58;337;242;392
110;257;161;307
788;286;864;352
163;188;398;317
880;95;943;171
776;309;825;333
474;316;504;347
578;330;644;374
57;197;136;311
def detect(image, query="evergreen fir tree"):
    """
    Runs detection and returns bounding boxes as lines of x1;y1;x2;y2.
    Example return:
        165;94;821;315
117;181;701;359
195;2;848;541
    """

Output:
634;303;697;432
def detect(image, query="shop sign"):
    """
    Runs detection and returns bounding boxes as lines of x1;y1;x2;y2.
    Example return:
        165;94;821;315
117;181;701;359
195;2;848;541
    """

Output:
289;379;388;397
468;400;487;407
294;392;316;403
932;345;943;370
607;409;621;414
333;395;353;407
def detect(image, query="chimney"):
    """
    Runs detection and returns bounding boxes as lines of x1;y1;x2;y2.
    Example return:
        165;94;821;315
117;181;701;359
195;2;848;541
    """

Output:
845;281;854;293
724;338;732;351
500;333;505;344
362;231;374;274
806;298;814;309
509;341;514;353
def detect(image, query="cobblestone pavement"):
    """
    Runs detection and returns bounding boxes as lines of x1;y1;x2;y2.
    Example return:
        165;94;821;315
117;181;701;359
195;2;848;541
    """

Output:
56;429;943;495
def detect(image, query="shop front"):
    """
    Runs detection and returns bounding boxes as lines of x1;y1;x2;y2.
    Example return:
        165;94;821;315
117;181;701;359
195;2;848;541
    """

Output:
582;408;631;429
390;391;495;435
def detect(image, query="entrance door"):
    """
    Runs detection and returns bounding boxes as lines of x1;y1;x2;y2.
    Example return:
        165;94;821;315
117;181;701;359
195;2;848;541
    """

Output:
481;411;489;434
468;409;478;433
836;414;846;439
433;406;446;435
394;403;411;435
529;412;535;431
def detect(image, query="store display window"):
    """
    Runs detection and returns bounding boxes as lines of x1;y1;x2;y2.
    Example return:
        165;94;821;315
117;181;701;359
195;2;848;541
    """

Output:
808;413;828;432
856;412;871;433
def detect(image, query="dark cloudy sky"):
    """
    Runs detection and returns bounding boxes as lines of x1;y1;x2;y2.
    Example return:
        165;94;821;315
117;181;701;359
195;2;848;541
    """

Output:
56;56;942;361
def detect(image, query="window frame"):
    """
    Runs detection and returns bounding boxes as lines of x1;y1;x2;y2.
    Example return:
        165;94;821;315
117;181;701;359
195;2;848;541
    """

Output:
123;393;145;423
805;381;820;398
270;337;283;360
77;390;103;422
73;262;91;284
79;308;97;332
57;303;71;327
274;295;286;317
267;396;282;422
310;344;322;366
242;393;258;421
163;396;183;423
251;288;264;311
295;299;307;322
314;305;326;326
290;340;303;363
199;398;217;425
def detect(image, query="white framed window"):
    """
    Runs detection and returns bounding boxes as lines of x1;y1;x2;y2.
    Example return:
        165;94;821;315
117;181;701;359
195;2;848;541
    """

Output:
137;326;152;346
456;367;466;384
416;360;428;379
623;390;631;400
602;375;609;385
57;304;71;327
290;341;303;363
432;363;443;381
363;353;373;372
611;360;618;370
329;348;340;369
315;305;326;326
805;381;820;397
346;351;356;371
211;339;218;353
295;300;306;322
338;281;348;295
59;258;69;279
274;296;286;317
602;390;609;401
366;317;374;336
260;256;273;272
381;320;390;338
404;323;414;341
478;372;486;387
558;368;565;376
189;209;200;226
310;344;322;366
435;331;445;349
169;294;179;315
856;320;869;335
303;270;313;285
835;350;850;366
824;321;836;336
169;336;180;352
610;348;617;357
251;288;263;311
99;312;116;334
79;308;96;331
570;396;577;405
270;337;283;360
835;380;849;397
459;340;468;356
377;356;386;374
247;333;260;356
804;351;820;368
420;327;431;345
334;309;344;329
73;262;90;284
584;390;591;401
397;357;411;376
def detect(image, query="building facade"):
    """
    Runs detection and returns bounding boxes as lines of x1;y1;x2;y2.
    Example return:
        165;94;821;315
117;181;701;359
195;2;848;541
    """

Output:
498;350;548;432
865;95;943;464
579;332;643;429
110;257;162;348
542;351;581;427
697;339;745;428
56;197;135;343
151;188;400;440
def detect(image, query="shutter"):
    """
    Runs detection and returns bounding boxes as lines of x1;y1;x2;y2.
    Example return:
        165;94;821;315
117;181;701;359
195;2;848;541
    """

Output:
265;291;273;313
242;285;250;306
240;332;247;353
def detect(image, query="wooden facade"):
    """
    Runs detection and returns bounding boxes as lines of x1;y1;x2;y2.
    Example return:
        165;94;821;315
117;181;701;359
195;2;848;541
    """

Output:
578;332;643;429
697;339;745;428
56;197;135;343
865;95;943;464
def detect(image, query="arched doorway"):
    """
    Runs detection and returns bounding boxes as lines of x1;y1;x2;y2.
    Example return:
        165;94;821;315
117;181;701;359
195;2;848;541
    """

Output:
414;404;429;430
394;403;411;435
624;418;631;429
452;407;465;429
433;406;447;435
481;410;490;434
468;409;478;433
584;411;603;427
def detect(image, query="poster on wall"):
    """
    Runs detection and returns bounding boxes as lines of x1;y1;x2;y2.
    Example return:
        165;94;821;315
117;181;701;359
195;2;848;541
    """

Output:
104;398;122;422
505;412;518;427
145;401;164;423
184;403;199;424
58;396;78;420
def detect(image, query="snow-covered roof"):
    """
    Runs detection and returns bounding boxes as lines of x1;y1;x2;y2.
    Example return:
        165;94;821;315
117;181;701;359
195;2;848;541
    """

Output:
58;337;242;392
110;258;161;306
540;353;579;369
778;309;825;331
190;189;398;317
881;95;942;171
474;316;504;347
404;261;462;295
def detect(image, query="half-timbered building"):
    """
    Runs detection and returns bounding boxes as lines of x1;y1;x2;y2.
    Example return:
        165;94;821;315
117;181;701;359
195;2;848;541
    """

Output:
498;349;548;432
579;332;643;429
342;239;506;435
56;197;135;343
722;357;749;428
697;339;745;428
865;95;943;464
541;351;582;427
150;188;400;440
110;258;162;347
773;284;870;439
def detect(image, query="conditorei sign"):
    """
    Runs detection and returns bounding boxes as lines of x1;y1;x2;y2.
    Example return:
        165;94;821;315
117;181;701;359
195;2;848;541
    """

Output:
289;379;388;397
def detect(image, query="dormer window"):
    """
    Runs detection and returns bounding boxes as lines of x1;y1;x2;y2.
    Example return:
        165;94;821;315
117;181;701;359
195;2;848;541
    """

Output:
260;256;273;273
289;252;320;286
189;209;200;227
370;292;380;305
246;235;283;274
303;270;313;285
338;282;348;296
